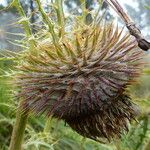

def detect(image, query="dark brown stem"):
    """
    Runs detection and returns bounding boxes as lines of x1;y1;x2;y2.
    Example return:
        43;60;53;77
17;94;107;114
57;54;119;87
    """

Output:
105;0;150;51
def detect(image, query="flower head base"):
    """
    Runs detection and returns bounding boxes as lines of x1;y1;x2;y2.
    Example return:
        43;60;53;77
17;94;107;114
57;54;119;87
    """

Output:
15;0;144;142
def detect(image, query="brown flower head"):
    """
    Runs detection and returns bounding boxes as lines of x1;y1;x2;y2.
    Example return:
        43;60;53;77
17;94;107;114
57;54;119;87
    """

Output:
15;1;145;142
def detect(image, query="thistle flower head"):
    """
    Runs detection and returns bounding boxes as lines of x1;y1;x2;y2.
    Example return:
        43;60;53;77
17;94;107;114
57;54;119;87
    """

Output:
14;0;144;142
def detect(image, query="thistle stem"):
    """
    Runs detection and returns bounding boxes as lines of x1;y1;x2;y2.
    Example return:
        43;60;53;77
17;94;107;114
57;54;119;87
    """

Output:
9;1;34;150
144;140;150;150
55;0;65;37
105;0;150;51
12;0;36;52
80;137;86;150
9;106;28;150
35;0;58;45
44;117;52;133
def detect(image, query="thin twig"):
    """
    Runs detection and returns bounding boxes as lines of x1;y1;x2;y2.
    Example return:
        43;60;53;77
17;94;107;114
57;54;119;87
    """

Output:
105;0;150;51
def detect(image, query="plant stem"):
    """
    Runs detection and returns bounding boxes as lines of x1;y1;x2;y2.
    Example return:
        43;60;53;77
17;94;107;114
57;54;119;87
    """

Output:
135;116;148;150
144;140;150;150
44;117;52;133
4;0;36;54
7;1;34;150
55;0;65;37
12;0;36;52
8;1;33;149
105;0;150;51
114;139;121;150
9;106;28;150
35;0;58;45
80;137;86;150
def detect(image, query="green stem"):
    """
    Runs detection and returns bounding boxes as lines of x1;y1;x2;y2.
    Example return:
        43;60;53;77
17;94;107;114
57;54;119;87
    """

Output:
80;137;86;150
14;0;32;36
144;140;150;150
135;116;148;150
9;107;28;150
35;0;58;46
11;0;36;53
44;117;52;133
80;0;87;21
55;0;65;37
115;139;121;150
9;1;34;147
8;1;35;150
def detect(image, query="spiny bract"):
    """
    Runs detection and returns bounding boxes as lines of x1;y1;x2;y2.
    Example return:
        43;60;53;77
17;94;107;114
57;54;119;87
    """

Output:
15;1;144;142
